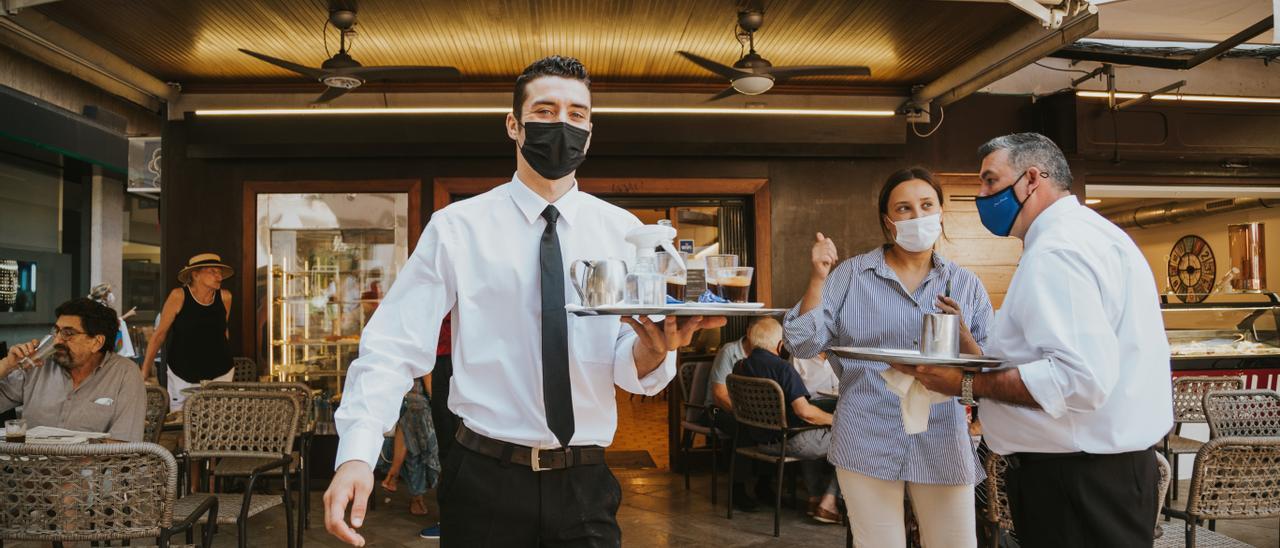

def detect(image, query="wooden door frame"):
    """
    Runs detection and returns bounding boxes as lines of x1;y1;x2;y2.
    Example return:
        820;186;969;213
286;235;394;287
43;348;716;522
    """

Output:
240;179;423;361
433;177;773;306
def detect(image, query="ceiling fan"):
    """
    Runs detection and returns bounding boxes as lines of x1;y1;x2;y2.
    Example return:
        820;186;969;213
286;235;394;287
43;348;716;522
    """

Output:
238;4;460;104
677;6;871;100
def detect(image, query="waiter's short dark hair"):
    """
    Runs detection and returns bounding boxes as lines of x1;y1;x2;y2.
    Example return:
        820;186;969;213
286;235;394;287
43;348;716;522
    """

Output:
55;298;118;354
513;56;591;116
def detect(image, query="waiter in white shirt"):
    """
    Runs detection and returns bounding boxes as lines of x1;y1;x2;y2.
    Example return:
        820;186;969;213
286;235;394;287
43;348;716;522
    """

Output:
322;56;724;547
892;132;1172;547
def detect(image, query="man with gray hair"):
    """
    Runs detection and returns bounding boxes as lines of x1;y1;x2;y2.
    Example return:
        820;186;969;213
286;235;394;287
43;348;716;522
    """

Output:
892;132;1172;546
732;318;841;524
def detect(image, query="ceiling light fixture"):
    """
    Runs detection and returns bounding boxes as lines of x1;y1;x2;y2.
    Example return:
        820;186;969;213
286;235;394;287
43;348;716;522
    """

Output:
730;74;775;95
193;106;898;117
1076;90;1280;105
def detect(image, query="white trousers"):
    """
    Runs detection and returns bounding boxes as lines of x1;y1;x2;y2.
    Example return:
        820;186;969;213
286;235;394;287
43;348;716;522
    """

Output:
167;368;234;412
837;467;976;548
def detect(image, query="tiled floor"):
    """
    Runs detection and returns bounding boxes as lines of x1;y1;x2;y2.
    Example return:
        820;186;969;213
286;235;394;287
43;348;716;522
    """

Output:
610;387;672;470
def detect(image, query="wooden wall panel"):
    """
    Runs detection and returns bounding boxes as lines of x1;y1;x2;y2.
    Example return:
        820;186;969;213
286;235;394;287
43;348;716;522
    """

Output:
938;173;1021;309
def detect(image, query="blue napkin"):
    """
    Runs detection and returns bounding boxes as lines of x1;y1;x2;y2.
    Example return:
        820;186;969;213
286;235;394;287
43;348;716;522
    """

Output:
666;295;685;305
697;290;729;304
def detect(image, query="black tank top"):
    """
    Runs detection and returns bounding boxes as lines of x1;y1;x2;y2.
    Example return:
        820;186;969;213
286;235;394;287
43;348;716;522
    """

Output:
166;286;233;382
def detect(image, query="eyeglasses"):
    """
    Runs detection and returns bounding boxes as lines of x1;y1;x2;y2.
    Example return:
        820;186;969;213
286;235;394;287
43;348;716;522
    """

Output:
50;326;87;340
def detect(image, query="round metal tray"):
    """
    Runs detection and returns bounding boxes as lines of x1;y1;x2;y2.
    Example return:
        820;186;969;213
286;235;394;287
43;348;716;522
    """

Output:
829;346;1008;369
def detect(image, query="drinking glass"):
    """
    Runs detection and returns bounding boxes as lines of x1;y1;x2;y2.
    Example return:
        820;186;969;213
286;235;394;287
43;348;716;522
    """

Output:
714;267;755;303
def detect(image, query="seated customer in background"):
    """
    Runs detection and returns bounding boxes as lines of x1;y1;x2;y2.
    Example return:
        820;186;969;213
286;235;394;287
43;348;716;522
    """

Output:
0;298;146;442
734;318;841;524
704;333;749;415
791;351;840;407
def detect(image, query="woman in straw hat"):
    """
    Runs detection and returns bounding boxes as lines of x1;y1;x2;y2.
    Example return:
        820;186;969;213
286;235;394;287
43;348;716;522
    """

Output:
140;253;235;411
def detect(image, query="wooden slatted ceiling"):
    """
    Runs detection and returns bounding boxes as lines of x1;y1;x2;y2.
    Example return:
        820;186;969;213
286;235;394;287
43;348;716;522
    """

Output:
36;0;1023;91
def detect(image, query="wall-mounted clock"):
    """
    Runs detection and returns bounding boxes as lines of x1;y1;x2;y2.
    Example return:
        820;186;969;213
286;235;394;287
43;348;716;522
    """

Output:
1168;235;1216;303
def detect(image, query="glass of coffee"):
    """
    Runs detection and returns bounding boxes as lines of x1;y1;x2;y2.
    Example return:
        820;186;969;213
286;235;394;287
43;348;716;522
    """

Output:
4;418;25;443
714;267;754;303
658;251;689;301
704;254;739;298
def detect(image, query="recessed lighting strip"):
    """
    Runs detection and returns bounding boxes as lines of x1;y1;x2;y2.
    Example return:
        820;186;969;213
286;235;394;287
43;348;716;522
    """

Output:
193;106;898;117
1076;90;1280;105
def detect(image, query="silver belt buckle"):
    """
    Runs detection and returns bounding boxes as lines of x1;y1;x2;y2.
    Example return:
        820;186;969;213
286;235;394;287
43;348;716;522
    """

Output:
531;446;544;472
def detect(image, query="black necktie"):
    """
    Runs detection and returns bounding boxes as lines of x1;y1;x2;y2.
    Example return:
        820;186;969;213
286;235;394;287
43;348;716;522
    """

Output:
540;205;575;448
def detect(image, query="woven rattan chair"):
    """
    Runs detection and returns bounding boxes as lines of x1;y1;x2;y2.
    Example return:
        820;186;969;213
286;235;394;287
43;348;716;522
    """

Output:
0;441;218;548
203;381;316;535
1204;389;1280;438
145;384;171;444
978;447;1015;548
231;357;259;383
1161;436;1280;547
1163;376;1246;506
724;373;828;537
677;360;727;504
182;390;300;548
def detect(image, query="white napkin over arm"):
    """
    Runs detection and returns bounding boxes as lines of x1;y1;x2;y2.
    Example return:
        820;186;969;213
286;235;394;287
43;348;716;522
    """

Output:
880;368;951;434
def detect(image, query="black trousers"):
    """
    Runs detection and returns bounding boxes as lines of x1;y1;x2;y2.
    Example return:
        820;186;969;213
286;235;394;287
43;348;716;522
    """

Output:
1005;449;1159;548
431;354;458;460
438;443;622;547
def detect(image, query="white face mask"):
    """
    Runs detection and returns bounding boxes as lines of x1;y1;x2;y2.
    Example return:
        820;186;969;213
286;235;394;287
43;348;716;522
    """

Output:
891;213;943;253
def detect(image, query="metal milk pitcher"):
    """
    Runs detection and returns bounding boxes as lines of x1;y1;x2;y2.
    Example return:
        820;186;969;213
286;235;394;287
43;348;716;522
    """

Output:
570;259;628;307
920;313;961;358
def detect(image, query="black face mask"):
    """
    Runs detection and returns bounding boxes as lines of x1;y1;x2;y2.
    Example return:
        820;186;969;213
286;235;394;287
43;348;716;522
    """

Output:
519;121;590;180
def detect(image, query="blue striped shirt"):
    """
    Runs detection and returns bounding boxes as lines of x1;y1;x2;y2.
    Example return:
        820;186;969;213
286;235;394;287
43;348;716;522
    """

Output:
784;246;993;485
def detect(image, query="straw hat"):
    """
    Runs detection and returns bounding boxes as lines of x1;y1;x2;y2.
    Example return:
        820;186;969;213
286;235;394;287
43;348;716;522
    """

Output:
178;253;234;284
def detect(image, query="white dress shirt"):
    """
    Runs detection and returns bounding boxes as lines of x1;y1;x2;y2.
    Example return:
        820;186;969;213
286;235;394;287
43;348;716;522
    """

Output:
791;355;839;397
981;196;1173;455
334;177;676;468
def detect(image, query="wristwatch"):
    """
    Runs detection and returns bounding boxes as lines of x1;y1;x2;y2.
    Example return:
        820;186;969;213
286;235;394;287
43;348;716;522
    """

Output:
959;371;978;406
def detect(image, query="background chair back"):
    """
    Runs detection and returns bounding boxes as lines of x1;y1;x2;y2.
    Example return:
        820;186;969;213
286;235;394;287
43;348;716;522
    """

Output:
0;441;176;543
1173;376;1245;424
1186;436;1280;521
144;384;170;443
1204;389;1280;438
982;449;1014;532
678;361;712;422
184;390;299;459
203;381;315;435
232;357;258;383
725;374;787;432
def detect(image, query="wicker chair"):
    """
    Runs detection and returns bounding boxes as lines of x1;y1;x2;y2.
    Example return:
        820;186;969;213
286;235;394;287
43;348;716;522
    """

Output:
0;441;218;548
724;374;828;537
182;390;300;548
203;381;316;537
978;447;1015;548
677;360;727;504
1204;389;1280;438
145;384;171;444
232;357;259;383
1163;376;1246;506
1161;436;1280;547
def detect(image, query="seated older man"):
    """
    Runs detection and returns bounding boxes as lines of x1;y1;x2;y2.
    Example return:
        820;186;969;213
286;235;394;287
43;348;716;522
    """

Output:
0;298;145;442
733;317;841;524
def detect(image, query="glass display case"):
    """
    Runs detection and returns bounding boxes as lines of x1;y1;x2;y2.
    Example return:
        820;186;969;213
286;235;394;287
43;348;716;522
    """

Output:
256;193;409;399
1162;291;1280;372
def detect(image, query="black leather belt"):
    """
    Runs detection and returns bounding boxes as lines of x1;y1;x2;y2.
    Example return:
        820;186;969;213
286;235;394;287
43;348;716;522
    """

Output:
1007;448;1153;469
456;424;606;471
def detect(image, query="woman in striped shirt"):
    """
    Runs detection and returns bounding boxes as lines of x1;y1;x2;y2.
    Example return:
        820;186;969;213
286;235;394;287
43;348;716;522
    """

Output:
784;167;993;548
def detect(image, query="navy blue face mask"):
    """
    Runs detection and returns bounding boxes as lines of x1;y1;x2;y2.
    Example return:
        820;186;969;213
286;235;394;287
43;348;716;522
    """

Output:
974;172;1030;237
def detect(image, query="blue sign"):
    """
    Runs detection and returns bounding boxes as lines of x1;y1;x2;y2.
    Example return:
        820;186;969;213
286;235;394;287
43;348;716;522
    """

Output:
679;239;695;254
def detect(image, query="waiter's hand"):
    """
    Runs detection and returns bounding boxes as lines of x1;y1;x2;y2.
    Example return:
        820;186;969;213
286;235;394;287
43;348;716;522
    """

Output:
888;363;964;397
324;460;373;546
625;315;728;371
